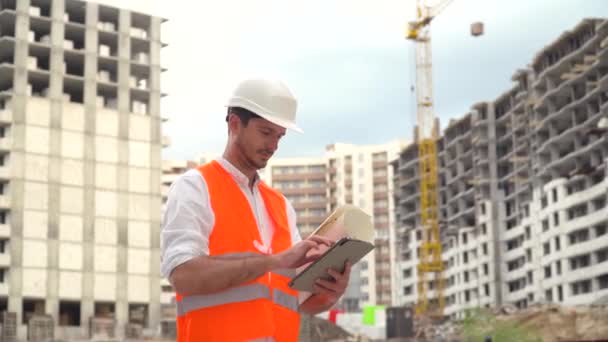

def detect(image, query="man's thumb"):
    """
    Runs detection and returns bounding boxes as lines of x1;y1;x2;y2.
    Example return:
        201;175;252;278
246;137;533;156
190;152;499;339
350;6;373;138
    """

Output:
301;240;318;252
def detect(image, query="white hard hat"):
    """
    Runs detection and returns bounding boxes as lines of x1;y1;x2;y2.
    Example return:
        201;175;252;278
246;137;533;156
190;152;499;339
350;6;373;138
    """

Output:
225;79;303;133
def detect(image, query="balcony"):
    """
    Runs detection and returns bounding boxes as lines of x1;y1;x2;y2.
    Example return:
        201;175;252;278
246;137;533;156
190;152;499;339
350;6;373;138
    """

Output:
374;207;388;215
373;176;388;184
0;224;9;238
372;160;388;169
373;191;388;200
162;135;171;148
297;216;326;226
293;201;327;211
0;253;10;267
0;195;10;208
272;172;325;182
375;222;389;230
0;107;11;124
160;292;175;306
376;269;391;278
161;173;179;185
161;184;170;196
0;64;15;97
0;137;10;151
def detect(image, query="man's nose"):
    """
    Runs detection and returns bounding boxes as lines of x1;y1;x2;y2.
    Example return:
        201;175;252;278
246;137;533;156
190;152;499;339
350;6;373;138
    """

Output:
268;138;279;151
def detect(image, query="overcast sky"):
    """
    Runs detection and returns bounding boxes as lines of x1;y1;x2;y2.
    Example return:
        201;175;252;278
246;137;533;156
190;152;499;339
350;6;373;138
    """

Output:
89;0;608;160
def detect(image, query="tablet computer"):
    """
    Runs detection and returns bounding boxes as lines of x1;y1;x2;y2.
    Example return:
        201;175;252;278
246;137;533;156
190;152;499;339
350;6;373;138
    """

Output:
288;237;375;292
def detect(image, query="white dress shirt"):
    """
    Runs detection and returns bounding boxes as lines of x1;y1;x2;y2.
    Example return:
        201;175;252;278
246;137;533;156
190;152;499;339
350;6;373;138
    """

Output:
160;157;302;279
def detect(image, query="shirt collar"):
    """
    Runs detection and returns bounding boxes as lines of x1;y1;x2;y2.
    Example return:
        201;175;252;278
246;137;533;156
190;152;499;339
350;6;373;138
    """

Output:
217;156;260;188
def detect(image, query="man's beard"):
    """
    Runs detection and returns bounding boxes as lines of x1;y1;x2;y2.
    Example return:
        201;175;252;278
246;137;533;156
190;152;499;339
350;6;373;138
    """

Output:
236;138;268;170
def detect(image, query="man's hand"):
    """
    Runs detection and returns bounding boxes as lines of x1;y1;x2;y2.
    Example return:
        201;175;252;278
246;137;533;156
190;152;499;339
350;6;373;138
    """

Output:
312;261;352;302
272;236;333;269
299;261;352;314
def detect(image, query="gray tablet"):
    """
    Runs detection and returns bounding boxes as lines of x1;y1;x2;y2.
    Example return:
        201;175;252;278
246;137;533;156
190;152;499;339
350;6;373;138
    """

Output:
288;238;375;292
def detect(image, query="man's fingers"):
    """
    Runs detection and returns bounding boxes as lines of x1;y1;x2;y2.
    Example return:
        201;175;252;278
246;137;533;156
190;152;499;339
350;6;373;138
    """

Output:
326;268;347;289
314;280;338;294
312;283;331;295
302;240;317;248
307;235;334;247
343;261;352;277
316;278;338;291
327;268;342;279
302;254;322;264
327;262;350;279
305;251;323;259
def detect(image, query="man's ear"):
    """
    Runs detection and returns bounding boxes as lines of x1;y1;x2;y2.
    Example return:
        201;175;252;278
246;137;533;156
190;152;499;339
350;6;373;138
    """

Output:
227;113;239;133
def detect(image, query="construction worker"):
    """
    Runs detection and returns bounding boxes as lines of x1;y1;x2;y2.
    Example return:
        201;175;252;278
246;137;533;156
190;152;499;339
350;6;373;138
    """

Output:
161;79;352;341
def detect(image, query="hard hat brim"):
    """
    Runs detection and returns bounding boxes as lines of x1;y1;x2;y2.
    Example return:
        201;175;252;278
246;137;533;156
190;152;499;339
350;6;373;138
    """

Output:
226;98;303;133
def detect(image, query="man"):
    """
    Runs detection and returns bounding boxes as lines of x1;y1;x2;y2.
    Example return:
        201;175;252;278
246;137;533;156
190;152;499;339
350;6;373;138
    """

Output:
161;79;352;341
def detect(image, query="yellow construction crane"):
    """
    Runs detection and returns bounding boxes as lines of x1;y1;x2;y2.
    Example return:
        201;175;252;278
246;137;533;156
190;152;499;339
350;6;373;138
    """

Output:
406;0;454;318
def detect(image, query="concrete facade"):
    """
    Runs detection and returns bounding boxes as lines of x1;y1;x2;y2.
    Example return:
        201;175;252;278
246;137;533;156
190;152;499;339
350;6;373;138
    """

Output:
325;141;407;310
0;0;165;338
394;18;608;319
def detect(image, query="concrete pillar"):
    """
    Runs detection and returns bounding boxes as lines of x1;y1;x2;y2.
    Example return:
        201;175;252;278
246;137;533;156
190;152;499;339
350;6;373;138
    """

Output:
149;17;162;120
44;0;67;324
148;27;162;324
486;103;504;306
114;9;132;339
81;1;99;331
8;0;31;325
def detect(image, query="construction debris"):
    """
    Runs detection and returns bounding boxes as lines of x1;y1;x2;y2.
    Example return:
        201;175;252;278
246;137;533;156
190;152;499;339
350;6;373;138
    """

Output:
299;314;380;342
408;304;608;342
501;304;608;341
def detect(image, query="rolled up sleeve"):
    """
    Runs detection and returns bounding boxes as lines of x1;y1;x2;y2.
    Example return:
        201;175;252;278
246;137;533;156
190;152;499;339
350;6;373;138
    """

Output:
160;170;214;279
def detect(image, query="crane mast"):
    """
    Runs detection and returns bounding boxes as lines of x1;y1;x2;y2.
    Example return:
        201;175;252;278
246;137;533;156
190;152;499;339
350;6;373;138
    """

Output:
406;0;453;318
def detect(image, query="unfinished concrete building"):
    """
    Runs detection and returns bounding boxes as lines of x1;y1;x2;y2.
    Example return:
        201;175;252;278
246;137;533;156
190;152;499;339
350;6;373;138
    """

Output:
394;116;498;318
441;114;499;316
0;0;166;338
526;18;608;306
394;18;608;319
326;142;407;310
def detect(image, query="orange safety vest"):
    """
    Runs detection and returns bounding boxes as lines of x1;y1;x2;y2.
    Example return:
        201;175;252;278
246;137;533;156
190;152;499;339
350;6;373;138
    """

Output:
175;161;301;342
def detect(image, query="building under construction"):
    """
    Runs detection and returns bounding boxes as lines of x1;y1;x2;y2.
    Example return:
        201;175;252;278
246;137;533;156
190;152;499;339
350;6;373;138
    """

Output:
0;0;166;339
394;18;608;319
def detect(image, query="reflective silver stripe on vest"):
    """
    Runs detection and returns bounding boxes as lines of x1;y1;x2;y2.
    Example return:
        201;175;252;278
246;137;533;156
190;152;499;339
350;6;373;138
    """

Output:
273;289;299;312
249;337;275;342
272;268;296;279
178;283;271;316
176;300;185;317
